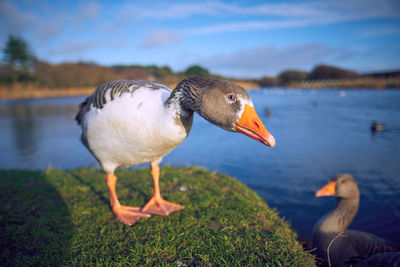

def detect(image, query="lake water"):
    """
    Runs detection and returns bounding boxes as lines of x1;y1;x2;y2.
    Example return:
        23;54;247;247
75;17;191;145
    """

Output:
1;88;399;243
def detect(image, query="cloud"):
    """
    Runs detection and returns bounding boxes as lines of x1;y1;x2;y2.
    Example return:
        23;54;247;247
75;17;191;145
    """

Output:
184;0;400;35
78;1;101;21
0;1;38;35
125;1;322;20
128;0;400;35
1;0;397;70
184;19;315;35
0;1;101;43
197;43;357;77
138;29;184;48
361;25;400;37
55;40;98;54
36;20;64;39
133;2;230;19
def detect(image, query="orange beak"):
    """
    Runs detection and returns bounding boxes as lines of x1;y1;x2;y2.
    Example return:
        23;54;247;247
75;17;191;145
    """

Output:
315;181;336;197
235;104;276;147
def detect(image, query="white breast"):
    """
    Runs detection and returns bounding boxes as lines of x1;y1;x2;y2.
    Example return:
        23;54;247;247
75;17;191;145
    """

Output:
83;86;189;173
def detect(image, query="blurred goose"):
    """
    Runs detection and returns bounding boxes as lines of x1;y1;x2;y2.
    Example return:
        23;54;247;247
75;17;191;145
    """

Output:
76;77;275;226
312;174;400;266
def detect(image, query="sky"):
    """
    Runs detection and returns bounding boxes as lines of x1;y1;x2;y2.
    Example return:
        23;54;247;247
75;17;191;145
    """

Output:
1;0;400;78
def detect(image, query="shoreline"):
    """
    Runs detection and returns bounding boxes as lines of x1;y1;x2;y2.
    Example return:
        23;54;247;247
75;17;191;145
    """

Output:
1;83;398;100
0;80;261;100
0;87;94;100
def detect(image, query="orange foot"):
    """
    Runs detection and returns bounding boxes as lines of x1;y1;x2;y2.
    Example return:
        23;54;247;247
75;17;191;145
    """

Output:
141;197;184;216
113;206;151;226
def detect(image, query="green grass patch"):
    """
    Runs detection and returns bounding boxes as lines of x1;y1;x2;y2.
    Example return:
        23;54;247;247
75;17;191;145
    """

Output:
0;166;315;266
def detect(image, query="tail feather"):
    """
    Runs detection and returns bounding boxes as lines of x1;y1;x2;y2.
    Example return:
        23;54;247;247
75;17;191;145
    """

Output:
75;97;89;125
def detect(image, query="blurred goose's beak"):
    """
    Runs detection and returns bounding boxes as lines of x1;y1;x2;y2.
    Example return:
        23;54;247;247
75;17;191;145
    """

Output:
315;181;336;197
235;104;276;147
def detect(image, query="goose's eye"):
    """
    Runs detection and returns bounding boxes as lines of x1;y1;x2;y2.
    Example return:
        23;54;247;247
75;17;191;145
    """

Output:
226;94;236;103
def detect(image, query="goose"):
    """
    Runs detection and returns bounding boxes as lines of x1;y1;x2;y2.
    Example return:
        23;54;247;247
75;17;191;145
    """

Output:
75;77;276;226
312;174;400;267
371;121;386;133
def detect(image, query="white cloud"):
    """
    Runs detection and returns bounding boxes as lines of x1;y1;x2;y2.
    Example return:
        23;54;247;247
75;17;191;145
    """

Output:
197;43;358;78
1;0;398;70
78;1;101;20
0;1;100;43
55;40;98;54
182;0;400;35
138;29;184;48
125;1;322;20
361;25;400;37
184;19;315;35
0;1;38;35
126;0;400;35
36;20;64;39
133;2;230;19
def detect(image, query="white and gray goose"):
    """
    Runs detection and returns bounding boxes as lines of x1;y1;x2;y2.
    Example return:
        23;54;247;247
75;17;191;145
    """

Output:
312;174;400;267
76;77;275;226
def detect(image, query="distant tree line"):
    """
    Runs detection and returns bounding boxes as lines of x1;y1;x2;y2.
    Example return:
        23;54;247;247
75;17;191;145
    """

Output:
0;35;212;89
1;35;399;89
259;65;400;87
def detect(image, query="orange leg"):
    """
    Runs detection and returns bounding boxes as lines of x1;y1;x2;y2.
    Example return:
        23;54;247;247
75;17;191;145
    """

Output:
105;173;150;226
141;163;184;216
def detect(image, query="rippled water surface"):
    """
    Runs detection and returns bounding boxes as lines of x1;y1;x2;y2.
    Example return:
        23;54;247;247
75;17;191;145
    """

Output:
1;88;399;242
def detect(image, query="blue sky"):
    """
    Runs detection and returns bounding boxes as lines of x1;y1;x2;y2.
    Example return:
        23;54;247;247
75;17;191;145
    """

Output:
1;0;400;78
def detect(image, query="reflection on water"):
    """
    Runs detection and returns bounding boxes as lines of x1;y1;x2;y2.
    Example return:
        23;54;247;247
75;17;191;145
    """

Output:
0;89;399;244
10;105;39;159
0;97;98;169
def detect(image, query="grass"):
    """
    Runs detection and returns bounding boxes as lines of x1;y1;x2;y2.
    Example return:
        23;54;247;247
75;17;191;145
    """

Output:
0;166;315;266
0;86;94;99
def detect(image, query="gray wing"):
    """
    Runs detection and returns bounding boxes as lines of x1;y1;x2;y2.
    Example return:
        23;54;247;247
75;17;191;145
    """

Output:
75;79;170;125
345;230;400;257
313;230;400;266
349;252;400;267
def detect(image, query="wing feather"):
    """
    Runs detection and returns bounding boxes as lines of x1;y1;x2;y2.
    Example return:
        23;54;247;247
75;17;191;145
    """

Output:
75;79;170;125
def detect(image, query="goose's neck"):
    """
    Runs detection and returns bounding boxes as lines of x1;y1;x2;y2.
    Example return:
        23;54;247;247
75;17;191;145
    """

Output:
316;196;359;234
165;77;207;115
164;78;206;134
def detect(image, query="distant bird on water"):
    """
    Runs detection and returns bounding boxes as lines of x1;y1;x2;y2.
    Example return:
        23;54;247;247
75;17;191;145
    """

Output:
264;107;273;117
312;174;400;267
371;121;386;133
76;77;276;226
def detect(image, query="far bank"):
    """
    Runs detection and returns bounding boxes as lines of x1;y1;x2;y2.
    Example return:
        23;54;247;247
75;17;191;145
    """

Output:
2;79;400;100
0;79;260;100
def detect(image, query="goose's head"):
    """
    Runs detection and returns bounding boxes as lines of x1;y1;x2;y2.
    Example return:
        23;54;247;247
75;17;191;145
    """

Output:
315;174;359;199
181;77;276;147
